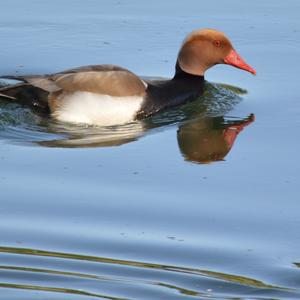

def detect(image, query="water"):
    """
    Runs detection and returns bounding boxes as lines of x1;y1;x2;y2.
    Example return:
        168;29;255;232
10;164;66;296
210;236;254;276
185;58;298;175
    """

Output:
1;0;300;299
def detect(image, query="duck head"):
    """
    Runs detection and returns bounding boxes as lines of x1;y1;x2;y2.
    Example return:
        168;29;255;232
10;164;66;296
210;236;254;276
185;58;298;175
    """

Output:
177;29;256;76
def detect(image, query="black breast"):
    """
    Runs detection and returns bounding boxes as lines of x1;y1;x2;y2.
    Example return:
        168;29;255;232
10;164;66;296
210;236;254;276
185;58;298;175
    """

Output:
137;63;204;119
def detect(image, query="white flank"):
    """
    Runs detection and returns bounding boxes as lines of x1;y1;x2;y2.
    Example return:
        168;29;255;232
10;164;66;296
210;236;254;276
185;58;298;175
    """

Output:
52;91;143;126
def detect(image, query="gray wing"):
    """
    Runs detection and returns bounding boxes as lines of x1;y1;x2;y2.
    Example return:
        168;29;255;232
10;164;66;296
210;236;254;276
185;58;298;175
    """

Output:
0;64;146;97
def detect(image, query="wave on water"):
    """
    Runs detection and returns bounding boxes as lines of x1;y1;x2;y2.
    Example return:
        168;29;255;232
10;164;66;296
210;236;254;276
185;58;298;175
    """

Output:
0;245;297;300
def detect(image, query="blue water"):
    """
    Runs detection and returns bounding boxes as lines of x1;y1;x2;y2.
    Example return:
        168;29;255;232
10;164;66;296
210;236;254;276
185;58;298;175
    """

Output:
1;0;300;299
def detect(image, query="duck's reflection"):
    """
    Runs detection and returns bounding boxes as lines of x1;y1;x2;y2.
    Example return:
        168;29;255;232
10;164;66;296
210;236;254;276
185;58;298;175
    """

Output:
37;113;254;164
38;121;145;148
177;114;254;164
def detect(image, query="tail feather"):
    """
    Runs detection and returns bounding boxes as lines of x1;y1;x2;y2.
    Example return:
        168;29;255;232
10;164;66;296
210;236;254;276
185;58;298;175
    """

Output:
0;83;16;99
0;82;29;97
0;92;16;100
0;82;50;112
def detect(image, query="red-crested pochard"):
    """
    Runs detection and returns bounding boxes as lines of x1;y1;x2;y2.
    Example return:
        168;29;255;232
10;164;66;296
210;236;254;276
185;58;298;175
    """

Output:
0;29;255;126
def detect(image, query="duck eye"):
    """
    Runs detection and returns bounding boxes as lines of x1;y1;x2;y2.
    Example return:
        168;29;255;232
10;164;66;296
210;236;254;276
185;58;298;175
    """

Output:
213;40;221;47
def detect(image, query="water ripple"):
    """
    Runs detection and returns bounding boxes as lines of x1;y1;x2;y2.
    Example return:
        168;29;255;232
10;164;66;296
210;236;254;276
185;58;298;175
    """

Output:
0;246;298;300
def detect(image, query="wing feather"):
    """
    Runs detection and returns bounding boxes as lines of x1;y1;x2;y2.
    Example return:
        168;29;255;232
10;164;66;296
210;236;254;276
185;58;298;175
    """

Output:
52;70;146;97
1;65;146;99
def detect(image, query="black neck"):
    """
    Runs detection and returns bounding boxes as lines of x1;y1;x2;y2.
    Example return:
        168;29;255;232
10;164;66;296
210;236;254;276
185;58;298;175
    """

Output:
173;61;204;81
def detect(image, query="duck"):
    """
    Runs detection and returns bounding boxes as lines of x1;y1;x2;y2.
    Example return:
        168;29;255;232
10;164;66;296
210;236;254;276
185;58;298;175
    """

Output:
0;29;256;126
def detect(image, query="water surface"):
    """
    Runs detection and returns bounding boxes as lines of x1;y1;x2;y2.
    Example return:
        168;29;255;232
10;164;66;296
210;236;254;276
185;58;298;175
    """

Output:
1;1;300;299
